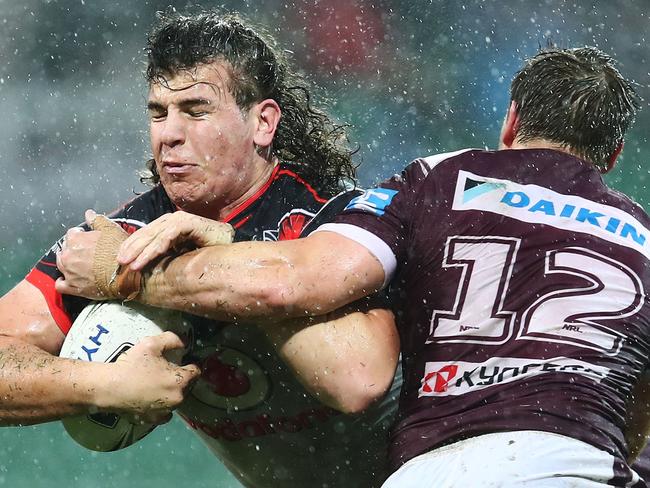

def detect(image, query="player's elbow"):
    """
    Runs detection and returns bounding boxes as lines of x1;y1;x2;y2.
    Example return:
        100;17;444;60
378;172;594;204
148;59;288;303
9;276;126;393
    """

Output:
356;369;396;412
334;354;399;412
321;367;395;414
340;388;386;415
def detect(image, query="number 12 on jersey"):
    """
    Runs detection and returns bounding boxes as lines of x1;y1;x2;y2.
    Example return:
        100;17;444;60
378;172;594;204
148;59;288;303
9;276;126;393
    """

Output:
428;236;644;355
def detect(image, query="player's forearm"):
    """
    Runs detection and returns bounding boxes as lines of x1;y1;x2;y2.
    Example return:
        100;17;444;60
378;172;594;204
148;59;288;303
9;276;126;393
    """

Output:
139;243;312;321
0;337;115;425
262;306;399;413
139;236;382;321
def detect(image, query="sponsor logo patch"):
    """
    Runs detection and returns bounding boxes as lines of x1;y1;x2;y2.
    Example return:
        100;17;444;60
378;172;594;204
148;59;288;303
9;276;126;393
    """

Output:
452;170;649;258
182;406;341;442
418;356;610;397
344;188;398;216
188;346;271;411
276;209;316;241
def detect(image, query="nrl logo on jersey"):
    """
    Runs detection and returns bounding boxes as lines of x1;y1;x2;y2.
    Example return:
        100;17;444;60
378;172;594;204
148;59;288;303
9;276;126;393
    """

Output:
419;356;610;397
452;170;649;259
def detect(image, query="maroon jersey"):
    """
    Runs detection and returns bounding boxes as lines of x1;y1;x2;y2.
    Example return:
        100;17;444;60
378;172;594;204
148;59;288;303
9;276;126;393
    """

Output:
26;163;325;333
319;148;650;477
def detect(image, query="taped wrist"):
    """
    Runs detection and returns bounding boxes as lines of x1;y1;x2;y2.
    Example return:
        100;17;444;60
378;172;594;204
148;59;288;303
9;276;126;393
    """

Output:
91;215;142;300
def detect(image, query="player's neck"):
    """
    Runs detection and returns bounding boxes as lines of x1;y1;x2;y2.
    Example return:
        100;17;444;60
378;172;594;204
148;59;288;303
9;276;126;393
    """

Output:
224;159;277;216
214;157;278;221
505;138;576;157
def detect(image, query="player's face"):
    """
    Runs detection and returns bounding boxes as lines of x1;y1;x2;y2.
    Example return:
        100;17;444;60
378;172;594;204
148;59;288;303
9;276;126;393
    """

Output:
147;62;270;218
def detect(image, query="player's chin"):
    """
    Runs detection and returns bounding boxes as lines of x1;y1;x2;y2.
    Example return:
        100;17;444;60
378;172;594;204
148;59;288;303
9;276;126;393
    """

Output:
164;183;205;210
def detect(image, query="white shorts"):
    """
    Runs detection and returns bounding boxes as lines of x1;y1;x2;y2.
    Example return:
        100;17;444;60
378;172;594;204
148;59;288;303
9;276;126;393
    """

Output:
381;431;641;488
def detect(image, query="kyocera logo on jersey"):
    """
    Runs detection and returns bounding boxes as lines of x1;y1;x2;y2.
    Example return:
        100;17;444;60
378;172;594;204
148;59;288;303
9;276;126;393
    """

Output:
418;357;610;398
452;170;649;258
421;365;458;394
344;188;398;216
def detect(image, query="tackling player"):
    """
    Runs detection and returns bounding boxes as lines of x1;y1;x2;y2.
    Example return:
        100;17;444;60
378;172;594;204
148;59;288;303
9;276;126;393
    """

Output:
0;10;399;488
61;46;650;486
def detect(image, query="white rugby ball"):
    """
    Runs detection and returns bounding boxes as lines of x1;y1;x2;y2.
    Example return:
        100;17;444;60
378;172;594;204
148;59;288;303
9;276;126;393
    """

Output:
59;301;192;452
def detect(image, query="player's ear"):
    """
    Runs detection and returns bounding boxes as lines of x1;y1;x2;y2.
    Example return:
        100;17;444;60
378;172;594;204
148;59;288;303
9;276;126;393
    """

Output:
499;101;520;149
602;142;623;174
252;99;281;150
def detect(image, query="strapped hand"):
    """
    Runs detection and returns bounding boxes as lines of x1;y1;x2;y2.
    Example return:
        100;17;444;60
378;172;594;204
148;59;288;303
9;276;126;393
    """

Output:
56;210;142;300
90;213;142;300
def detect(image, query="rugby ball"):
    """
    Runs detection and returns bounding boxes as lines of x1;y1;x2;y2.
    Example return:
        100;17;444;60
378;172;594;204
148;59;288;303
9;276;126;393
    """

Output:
59;301;192;451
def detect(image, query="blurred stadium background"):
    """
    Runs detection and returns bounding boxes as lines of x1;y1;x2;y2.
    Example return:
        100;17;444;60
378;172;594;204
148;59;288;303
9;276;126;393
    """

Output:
0;0;647;486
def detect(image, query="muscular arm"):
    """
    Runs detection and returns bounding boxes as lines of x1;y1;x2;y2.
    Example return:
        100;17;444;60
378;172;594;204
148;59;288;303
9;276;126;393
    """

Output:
55;213;395;412
138;236;396;413
56;211;385;321
261;299;399;414
0;280;198;425
138;231;385;322
0;280;113;424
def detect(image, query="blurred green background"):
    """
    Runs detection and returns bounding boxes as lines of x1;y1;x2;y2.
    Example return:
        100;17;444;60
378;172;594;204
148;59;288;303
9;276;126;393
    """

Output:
0;0;648;486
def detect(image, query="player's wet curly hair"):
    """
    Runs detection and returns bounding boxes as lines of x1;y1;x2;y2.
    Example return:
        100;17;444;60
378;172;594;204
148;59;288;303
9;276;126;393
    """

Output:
142;9;356;196
510;46;640;172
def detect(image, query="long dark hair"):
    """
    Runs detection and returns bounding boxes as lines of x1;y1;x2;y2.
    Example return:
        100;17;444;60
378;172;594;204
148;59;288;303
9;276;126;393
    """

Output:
511;47;640;171
143;10;356;196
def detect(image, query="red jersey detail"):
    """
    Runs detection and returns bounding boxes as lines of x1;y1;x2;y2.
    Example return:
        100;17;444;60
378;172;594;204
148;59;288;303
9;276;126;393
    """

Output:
232;214;253;230
421;365;458;393
276;169;327;204
25;268;73;334
119;223;139;235
222;165;281;223
278;213;309;241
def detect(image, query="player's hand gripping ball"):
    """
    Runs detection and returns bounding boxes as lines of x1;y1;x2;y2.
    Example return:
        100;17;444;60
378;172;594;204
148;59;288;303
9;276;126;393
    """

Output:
58;301;192;451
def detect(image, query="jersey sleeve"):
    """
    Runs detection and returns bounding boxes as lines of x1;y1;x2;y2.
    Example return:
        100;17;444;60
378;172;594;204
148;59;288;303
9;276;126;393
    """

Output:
25;223;91;334
299;189;364;237
301;188;393;310
314;161;428;286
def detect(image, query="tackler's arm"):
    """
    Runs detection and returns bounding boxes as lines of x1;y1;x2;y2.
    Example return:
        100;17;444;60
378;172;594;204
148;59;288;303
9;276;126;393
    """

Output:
0;280;198;425
58;214;386;323
260;297;399;413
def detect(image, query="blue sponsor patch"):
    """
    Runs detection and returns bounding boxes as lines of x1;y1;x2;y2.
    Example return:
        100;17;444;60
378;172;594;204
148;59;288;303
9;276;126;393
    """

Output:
499;190;646;246
344;188;398;216
453;170;650;257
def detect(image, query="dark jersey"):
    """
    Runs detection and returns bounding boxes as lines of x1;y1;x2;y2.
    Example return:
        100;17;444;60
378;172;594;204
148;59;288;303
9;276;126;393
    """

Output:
26;164;325;333
25;166;398;488
318;149;650;475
